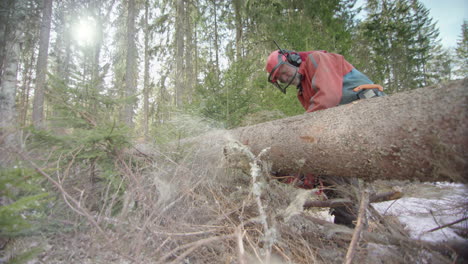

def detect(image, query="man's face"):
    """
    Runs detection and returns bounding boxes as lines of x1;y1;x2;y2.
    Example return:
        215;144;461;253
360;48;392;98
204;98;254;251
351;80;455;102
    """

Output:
276;64;301;86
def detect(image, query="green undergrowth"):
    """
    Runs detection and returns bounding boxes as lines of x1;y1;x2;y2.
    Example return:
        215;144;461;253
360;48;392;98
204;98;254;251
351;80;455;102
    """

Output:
0;167;50;238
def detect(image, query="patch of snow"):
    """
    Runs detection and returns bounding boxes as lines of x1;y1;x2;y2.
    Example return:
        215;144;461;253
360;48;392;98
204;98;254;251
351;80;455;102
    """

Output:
373;182;467;243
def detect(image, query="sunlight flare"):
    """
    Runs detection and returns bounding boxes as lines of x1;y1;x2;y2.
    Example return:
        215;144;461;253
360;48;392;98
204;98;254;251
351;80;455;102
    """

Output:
72;17;96;46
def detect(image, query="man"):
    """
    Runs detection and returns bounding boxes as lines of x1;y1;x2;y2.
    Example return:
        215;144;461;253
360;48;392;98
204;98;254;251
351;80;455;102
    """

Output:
265;49;384;112
265;49;384;227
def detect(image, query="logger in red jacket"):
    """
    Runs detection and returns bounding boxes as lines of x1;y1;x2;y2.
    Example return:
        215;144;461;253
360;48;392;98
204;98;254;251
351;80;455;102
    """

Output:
265;49;384;112
265;48;384;227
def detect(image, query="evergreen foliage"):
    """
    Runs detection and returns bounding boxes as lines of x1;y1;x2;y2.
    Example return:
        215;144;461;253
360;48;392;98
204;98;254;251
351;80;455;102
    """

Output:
0;168;49;237
192;59;259;128
23;70;134;215
360;0;443;93
4;246;42;264
454;21;468;78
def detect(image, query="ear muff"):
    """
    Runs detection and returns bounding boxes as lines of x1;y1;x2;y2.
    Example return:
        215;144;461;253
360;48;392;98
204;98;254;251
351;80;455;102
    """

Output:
286;52;302;67
280;49;302;67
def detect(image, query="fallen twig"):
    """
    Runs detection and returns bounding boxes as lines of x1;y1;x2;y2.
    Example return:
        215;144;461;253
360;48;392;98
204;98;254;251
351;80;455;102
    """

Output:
344;189;370;264
425;216;468;233
236;225;247;264
304;190;402;209
155;234;235;264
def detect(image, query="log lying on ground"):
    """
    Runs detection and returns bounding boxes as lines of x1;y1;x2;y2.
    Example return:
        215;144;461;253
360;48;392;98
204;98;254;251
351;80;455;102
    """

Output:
176;79;467;183
226;79;467;183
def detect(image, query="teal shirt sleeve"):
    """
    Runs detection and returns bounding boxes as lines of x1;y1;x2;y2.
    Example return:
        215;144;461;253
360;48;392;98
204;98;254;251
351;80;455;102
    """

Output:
340;69;374;105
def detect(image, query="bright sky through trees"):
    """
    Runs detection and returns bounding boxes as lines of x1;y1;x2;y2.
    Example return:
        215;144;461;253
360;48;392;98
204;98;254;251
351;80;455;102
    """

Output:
72;17;97;46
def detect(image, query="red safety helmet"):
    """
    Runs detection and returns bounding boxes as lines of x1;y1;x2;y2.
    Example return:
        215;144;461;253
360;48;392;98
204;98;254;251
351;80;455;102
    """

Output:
265;50;299;94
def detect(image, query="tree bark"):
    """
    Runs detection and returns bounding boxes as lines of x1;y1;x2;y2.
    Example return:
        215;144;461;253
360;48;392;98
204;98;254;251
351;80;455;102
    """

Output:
185;0;195;104
143;0;150;139
18;46;36;127
0;1;24;147
227;80;468;183
123;0;137;126
0;0;9;77
32;0;53;129
233;0;243;61
175;0;185;107
211;0;220;78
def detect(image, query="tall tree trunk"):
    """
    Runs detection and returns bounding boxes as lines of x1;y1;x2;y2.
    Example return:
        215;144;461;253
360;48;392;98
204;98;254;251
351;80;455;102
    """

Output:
0;1;24;148
143;0;150;138
0;31;20;141
54;12;72;86
185;0;195;104
233;0;243;61
212;0;220;78
18;49;36;127
123;0;137;126
181;80;467;183
91;3;103;93
175;0;185;107
32;0;53;129
0;0;9;79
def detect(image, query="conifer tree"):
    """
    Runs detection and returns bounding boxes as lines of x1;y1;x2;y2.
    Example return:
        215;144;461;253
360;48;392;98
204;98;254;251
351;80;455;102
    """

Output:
360;0;445;92
32;0;53;129
0;0;27;146
123;0;138;126
454;21;468;78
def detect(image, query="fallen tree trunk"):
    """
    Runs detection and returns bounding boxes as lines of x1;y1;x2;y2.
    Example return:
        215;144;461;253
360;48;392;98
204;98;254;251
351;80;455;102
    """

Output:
226;79;467;183
173;80;467;183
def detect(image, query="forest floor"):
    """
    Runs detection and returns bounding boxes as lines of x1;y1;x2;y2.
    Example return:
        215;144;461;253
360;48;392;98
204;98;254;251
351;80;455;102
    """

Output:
1;181;466;264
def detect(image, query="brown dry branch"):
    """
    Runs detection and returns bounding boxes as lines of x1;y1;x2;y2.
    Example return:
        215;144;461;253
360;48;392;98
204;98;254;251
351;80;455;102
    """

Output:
293;212;454;263
425;216;468;233
236;225;247;264
367;205;409;239
369;190;404;203
155;234;236;264
57;146;83;184
97;176;125;222
12;147;108;237
344;189;370;264
303;190;403;209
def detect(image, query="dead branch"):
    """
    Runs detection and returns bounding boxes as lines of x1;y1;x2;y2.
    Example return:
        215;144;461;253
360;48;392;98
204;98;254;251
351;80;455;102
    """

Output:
344;189;370;264
236;225;247;264
12;147;107;237
425;216;468;233
155;234;236;264
303;191;403;209
369;191;404;203
296;212;454;263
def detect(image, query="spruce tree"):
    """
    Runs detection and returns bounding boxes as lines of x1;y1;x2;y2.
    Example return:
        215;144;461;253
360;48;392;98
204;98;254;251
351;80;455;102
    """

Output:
360;0;442;93
454;21;468;78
